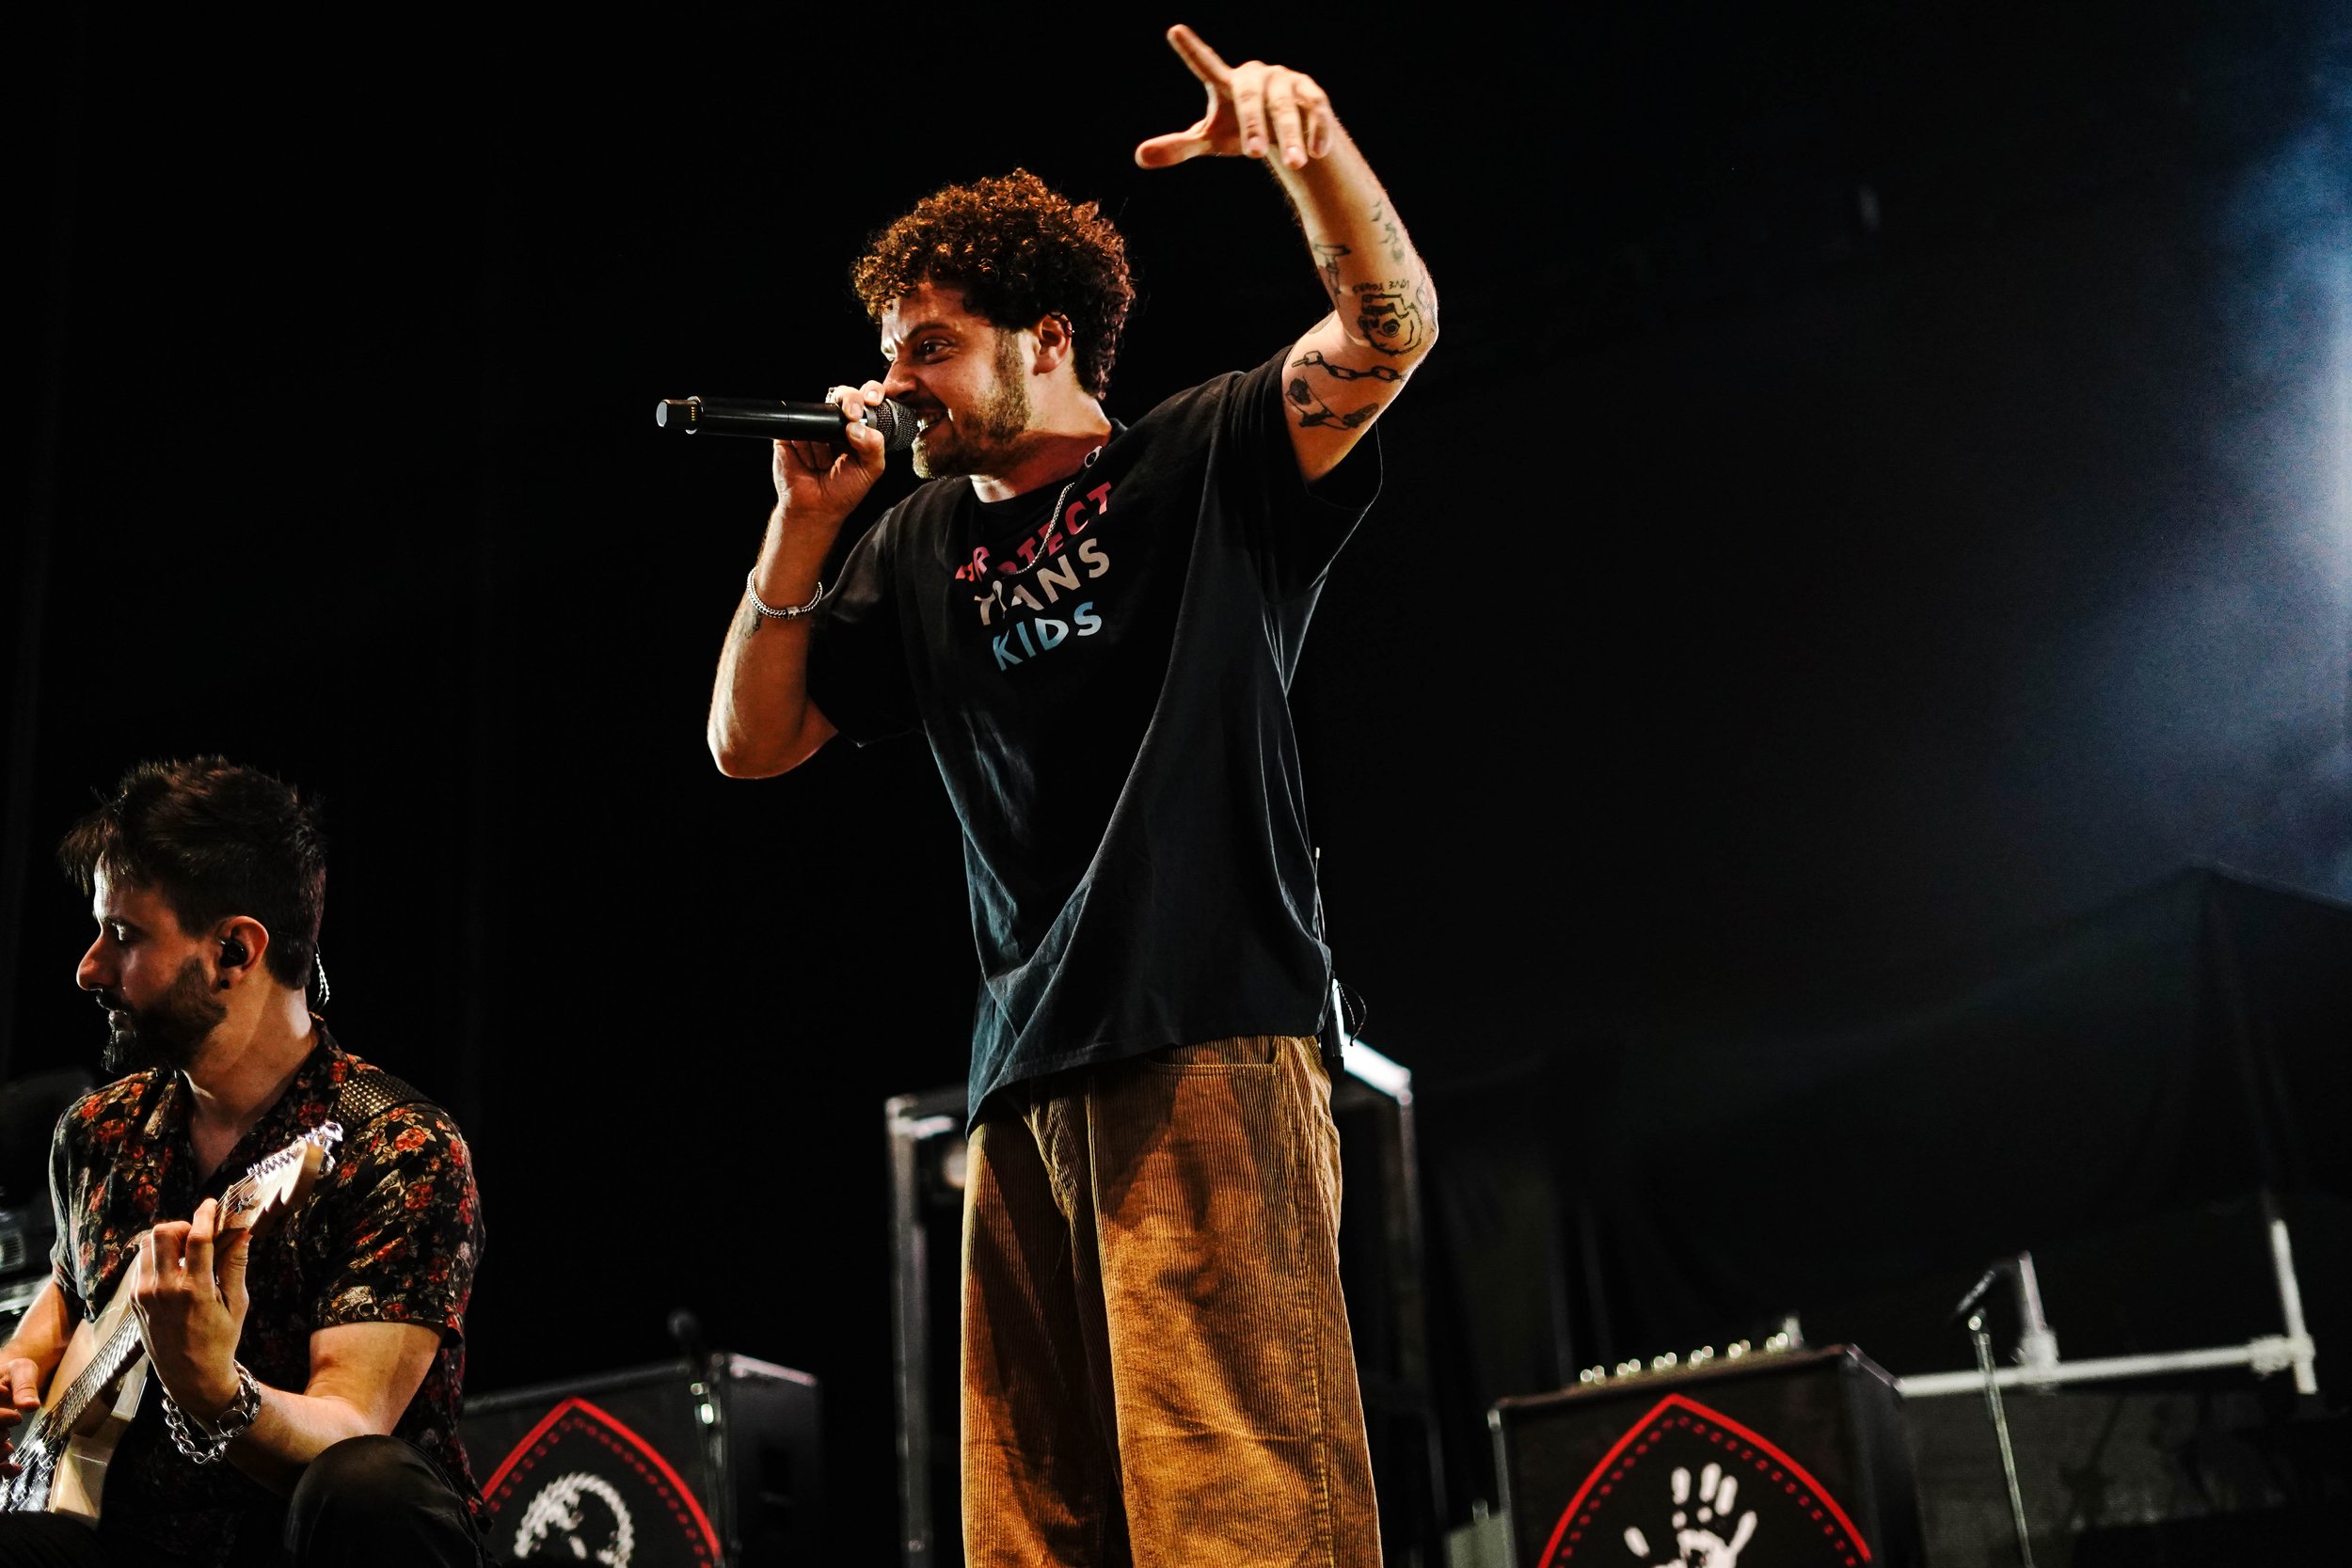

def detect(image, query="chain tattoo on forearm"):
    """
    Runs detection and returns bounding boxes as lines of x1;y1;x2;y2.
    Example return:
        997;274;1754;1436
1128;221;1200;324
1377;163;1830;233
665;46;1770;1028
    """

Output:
1287;201;1433;428
1286;349;1401;429
1295;351;1402;383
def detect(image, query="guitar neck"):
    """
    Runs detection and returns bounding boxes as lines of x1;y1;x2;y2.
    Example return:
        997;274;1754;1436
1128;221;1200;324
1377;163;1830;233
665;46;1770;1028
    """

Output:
37;1313;144;1449
10;1124;341;1516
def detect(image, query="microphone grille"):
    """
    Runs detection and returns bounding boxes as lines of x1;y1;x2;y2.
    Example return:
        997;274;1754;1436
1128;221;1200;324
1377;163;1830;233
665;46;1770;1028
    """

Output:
865;399;919;453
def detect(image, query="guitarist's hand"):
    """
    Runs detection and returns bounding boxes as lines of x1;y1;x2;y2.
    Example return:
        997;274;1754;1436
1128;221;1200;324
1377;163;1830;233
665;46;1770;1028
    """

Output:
0;1353;38;1472
135;1198;255;1428
0;1356;38;1428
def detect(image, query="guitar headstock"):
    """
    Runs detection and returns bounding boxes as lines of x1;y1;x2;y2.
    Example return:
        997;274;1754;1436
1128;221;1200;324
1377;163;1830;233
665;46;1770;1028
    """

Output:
220;1120;343;1240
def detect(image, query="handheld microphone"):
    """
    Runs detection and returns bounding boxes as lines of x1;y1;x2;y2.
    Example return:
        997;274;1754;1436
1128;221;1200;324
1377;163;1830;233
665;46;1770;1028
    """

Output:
656;395;919;452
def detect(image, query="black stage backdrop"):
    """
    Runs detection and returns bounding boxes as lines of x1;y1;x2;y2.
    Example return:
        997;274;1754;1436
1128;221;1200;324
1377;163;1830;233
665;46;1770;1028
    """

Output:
5;2;2347;1556
1421;866;2352;1511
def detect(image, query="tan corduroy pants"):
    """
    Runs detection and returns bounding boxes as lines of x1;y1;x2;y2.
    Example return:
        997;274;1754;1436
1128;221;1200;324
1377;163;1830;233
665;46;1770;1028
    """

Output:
961;1035;1384;1567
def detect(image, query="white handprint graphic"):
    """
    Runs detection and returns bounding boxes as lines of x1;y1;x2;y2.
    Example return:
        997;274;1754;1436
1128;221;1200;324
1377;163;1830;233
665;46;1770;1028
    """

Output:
1619;1462;1758;1567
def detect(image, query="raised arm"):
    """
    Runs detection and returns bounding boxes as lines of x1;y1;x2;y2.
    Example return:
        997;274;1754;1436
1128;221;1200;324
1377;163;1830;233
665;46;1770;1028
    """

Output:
707;402;893;777
1136;24;1438;483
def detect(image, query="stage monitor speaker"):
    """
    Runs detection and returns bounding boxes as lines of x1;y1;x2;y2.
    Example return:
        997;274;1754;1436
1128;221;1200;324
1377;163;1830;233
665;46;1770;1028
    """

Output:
459;1354;821;1566
1489;1344;1923;1568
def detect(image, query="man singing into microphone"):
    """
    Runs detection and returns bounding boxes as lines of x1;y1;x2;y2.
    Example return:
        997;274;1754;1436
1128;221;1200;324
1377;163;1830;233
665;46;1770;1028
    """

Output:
707;24;1435;1564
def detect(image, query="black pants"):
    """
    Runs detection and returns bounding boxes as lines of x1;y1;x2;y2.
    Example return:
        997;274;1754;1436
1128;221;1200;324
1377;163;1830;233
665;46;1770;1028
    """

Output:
0;1436;488;1567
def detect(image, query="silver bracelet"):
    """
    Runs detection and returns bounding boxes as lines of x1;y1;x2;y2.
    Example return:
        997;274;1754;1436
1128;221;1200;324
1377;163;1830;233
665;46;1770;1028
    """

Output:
746;572;825;619
164;1361;262;1465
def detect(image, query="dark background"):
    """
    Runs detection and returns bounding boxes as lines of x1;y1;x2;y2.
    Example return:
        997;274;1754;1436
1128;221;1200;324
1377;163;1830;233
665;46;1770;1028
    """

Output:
6;1;2347;1557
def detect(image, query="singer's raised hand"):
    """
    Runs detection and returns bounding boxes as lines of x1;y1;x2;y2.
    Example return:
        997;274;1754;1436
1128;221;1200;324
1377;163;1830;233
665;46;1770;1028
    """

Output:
1127;22;1435;484
1134;24;1335;171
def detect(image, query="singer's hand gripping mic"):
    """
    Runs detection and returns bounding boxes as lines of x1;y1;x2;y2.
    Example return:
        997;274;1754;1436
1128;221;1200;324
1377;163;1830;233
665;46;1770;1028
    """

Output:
657;395;920;452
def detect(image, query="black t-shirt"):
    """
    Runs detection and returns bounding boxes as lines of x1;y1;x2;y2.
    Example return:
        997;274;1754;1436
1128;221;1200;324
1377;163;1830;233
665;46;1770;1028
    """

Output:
809;346;1380;1120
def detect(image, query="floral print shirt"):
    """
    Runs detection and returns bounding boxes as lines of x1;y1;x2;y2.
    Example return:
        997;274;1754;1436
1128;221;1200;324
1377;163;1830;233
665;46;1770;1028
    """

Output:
45;1025;485;1562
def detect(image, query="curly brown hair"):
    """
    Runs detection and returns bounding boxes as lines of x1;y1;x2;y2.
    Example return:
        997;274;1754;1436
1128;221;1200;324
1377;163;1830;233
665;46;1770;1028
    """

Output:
851;169;1134;400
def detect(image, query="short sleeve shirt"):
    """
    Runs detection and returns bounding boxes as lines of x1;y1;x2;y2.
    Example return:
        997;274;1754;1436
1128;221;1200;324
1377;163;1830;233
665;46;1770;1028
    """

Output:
45;1026;485;1563
808;347;1380;1120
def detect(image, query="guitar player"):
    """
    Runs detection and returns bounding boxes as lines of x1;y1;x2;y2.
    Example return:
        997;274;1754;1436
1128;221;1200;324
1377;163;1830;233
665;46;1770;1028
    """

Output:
0;758;488;1567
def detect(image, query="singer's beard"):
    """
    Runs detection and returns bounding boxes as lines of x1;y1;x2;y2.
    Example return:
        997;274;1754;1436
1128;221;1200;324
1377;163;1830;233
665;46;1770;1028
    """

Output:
911;336;1034;481
99;956;224;1076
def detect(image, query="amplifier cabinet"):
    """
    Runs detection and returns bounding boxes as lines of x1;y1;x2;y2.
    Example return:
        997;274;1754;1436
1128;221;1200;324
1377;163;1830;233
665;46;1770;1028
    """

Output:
1490;1345;1923;1568
459;1354;820;1566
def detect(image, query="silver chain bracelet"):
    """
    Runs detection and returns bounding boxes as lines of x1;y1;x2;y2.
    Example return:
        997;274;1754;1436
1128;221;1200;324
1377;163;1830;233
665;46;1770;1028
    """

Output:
746;572;826;620
164;1362;262;1465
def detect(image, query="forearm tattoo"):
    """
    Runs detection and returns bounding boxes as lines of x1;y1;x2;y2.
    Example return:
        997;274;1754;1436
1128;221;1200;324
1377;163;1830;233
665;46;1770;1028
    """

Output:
1294;350;1402;383
1286;349;1384;430
1287;198;1432;428
1312;242;1350;307
1352;280;1428;355
735;597;764;642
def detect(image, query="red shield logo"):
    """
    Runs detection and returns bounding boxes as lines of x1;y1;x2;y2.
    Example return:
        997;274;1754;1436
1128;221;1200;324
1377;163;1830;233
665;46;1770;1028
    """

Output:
1537;1392;1876;1567
478;1396;723;1566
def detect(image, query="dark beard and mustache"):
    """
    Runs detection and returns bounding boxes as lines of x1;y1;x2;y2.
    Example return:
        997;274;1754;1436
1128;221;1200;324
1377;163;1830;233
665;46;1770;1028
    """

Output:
910;333;1035;481
99;955;225;1075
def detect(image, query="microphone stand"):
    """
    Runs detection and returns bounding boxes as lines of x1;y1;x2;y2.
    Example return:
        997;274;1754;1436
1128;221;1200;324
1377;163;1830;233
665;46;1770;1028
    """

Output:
1951;1261;2036;1567
1966;1308;2036;1566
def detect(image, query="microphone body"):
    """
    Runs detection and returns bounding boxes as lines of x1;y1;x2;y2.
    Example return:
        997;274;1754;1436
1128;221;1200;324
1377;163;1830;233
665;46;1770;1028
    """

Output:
1948;1264;2004;1327
657;395;919;452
